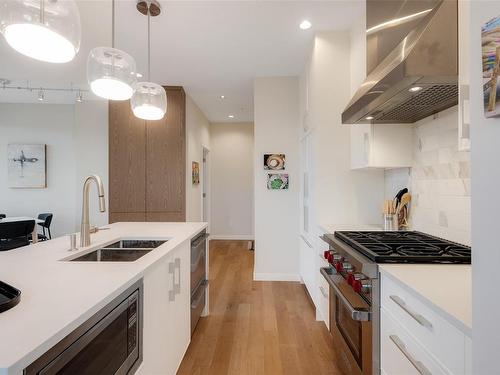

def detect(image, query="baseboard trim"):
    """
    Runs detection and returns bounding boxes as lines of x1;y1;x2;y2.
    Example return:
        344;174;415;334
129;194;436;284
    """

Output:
210;234;254;241
253;273;301;282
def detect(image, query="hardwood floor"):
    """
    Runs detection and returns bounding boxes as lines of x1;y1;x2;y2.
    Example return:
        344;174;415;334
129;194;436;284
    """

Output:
177;240;341;375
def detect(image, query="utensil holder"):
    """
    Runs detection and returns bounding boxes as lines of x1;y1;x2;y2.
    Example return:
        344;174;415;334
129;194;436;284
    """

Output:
383;214;397;231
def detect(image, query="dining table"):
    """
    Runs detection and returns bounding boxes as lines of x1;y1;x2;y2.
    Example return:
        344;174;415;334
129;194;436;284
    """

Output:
0;216;45;244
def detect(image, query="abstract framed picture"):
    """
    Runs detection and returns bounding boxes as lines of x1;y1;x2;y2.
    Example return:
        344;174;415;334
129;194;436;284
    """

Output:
482;15;500;117
192;161;200;185
7;144;47;188
267;173;289;190
263;154;285;170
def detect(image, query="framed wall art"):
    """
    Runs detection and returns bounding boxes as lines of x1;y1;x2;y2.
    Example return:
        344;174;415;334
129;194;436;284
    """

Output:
264;154;285;170
7;144;47;188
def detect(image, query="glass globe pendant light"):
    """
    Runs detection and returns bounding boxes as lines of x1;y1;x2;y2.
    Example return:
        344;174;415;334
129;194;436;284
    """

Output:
0;0;81;63
87;0;137;101
130;0;166;120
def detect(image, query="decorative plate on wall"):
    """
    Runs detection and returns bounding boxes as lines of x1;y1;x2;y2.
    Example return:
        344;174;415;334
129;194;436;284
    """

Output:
264;154;285;170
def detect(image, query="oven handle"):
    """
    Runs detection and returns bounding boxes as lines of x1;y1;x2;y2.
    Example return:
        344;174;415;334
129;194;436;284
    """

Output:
389;335;432;375
320;268;371;322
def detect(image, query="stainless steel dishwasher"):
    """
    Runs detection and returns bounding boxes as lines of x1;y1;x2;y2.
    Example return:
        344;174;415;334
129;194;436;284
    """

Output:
191;230;208;335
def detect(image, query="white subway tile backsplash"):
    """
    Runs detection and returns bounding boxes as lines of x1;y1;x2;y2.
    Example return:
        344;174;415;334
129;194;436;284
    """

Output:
384;107;471;245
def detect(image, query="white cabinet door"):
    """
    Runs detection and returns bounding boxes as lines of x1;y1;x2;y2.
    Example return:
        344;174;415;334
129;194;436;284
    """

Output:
140;241;191;375
169;241;191;371
299;234;316;303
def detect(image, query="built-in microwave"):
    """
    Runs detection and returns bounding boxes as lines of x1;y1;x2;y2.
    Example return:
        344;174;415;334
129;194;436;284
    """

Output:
25;280;143;375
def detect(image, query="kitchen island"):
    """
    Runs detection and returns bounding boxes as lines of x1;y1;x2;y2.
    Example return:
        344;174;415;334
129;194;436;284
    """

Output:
0;222;207;375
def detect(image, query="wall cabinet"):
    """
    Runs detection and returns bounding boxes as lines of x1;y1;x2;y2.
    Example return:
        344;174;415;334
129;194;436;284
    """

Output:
109;87;186;223
350;124;413;170
139;241;191;375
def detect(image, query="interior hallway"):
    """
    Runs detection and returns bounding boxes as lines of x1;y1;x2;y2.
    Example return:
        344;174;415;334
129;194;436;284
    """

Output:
178;240;340;375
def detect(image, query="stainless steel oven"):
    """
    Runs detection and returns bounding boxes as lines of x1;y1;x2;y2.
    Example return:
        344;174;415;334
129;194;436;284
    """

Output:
25;280;143;375
322;268;374;375
321;233;380;375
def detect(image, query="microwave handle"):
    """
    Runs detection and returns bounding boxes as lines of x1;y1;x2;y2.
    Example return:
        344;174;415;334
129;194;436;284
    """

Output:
39;297;131;375
320;268;371;322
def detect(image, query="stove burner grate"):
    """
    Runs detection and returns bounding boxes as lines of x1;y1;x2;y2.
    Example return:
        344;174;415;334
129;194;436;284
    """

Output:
334;231;471;264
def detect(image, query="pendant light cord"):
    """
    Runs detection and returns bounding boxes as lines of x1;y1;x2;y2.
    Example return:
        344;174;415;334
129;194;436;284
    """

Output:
148;9;151;81
112;0;115;48
40;0;45;23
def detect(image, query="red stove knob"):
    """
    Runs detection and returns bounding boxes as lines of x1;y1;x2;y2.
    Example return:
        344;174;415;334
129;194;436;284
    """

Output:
324;250;330;259
327;253;334;263
347;273;355;285
335;262;343;272
353;280;362;293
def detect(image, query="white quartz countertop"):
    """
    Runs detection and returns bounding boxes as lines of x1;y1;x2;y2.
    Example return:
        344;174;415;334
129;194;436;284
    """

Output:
379;264;471;337
0;222;207;374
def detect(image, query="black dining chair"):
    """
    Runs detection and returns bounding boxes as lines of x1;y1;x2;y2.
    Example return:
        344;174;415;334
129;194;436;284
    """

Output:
0;220;35;251
0;214;5;219
37;213;53;241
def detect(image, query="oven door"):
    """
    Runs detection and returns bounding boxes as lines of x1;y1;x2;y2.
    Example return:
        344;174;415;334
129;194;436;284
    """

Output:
321;268;372;375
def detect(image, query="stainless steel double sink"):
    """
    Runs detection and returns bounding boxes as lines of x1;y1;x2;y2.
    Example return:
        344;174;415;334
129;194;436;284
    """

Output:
69;239;167;262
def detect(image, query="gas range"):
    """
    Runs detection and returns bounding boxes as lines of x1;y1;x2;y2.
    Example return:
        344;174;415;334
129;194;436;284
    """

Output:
322;231;471;304
320;230;471;375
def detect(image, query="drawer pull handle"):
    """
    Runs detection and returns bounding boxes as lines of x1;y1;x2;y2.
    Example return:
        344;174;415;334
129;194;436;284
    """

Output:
319;286;328;298
389;295;433;329
389;335;432;375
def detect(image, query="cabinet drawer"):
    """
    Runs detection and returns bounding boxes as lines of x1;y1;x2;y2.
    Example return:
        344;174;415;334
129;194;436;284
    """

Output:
381;308;447;375
381;273;465;374
317;271;329;329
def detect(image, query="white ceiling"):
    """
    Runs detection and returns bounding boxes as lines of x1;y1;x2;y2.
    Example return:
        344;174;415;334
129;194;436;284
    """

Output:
0;0;363;122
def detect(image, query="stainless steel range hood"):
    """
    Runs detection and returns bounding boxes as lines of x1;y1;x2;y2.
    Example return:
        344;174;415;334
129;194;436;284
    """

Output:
342;0;458;124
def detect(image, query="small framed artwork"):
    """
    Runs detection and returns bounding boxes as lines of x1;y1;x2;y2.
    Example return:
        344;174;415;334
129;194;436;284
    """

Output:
482;16;500;117
7;144;47;188
264;154;285;170
267;173;289;190
192;161;200;185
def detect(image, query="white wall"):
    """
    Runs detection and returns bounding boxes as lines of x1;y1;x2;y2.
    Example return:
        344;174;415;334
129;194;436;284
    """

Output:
306;31;384;228
470;1;500;373
0;104;77;237
74;101;109;229
185;95;210;222
210;122;254;239
0;101;109;237
254;77;300;281
385;107;471;245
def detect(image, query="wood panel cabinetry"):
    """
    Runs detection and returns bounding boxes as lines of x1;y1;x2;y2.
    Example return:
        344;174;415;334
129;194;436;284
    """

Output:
109;86;186;223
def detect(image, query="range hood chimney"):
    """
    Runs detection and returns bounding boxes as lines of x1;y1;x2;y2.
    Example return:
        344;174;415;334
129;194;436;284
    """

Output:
342;0;458;124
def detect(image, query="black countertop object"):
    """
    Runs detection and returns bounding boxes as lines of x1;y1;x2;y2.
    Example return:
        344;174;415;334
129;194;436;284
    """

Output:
0;280;21;313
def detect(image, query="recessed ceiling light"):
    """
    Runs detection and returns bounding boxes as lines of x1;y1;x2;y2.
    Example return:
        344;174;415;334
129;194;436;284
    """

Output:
136;73;143;78
228;115;235;119
220;95;225;99
409;86;423;92
365;116;374;120
299;20;312;30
